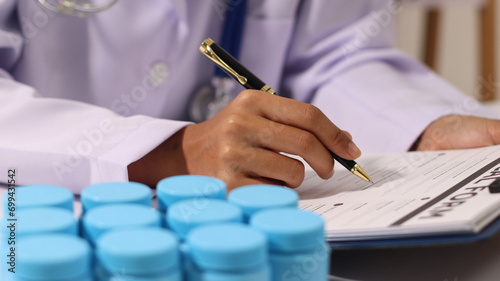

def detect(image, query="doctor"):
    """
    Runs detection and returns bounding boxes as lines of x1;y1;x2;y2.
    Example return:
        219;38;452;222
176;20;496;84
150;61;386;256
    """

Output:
0;0;499;193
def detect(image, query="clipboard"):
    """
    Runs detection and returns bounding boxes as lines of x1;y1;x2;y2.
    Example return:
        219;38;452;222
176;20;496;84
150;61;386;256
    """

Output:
327;213;500;249
296;146;500;250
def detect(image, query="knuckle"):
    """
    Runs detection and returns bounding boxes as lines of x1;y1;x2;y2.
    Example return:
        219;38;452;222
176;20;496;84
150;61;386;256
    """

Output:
287;160;305;188
219;144;242;164
295;131;315;154
301;104;322;126
233;90;258;108
320;165;334;180
487;120;500;141
343;130;353;141
491;128;500;142
220;114;246;136
330;129;346;146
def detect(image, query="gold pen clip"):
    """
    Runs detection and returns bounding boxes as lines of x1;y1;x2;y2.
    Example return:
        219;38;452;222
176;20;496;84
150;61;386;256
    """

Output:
199;38;248;85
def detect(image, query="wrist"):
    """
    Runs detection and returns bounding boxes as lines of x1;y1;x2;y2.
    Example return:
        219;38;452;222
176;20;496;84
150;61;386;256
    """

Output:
127;127;189;187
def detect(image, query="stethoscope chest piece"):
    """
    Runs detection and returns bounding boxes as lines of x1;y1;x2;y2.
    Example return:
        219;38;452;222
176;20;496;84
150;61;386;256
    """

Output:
35;0;117;17
189;77;237;123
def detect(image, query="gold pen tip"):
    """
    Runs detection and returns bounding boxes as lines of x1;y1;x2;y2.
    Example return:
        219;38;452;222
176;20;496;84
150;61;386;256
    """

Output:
351;164;371;182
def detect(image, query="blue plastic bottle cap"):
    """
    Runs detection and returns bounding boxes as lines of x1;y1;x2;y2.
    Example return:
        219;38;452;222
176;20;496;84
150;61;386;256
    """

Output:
17;234;91;280
186;223;268;272
81;181;152;212
167;199;243;239
250;208;325;252
83;204;161;244
157;175;226;212
228;185;298;219
97;228;180;275
16;207;77;237
7;185;74;211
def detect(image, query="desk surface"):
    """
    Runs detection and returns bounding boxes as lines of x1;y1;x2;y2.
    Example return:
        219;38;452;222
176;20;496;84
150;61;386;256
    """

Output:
330;231;500;281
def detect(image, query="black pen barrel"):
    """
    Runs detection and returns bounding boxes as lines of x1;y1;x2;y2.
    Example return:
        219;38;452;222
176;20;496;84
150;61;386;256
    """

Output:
210;42;267;90
330;151;356;171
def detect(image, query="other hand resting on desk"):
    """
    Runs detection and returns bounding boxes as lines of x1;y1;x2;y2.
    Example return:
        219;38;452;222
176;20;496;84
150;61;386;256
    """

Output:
414;115;500;151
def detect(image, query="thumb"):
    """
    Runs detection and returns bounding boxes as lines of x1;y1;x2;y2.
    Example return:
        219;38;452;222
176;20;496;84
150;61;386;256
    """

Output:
331;130;361;159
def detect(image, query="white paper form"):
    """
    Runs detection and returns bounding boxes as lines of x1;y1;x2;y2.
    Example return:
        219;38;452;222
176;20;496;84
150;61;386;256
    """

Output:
297;145;500;241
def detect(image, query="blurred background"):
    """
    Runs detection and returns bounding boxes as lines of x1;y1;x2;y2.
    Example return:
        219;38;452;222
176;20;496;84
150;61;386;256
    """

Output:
395;0;499;111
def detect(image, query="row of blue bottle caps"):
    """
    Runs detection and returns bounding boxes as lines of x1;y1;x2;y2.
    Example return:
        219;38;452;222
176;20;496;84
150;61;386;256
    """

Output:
1;175;330;281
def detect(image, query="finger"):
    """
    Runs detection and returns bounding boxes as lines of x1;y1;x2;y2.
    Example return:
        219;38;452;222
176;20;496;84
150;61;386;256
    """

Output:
210;142;304;189
247;116;334;179
233;90;361;160
343;130;353;141
240;147;306;188
486;119;500;144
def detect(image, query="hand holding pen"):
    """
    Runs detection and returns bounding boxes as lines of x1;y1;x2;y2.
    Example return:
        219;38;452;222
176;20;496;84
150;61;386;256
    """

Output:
199;38;371;183
130;38;370;191
128;37;368;190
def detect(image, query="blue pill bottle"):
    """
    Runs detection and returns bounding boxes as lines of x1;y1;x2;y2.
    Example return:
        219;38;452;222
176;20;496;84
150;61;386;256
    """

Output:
1;185;75;280
157;175;226;213
6;234;92;281
81;181;152;212
16;207;78;236
4;184;74;212
1;207;78;281
82;203;161;245
157;175;226;227
95;228;182;281
228;184;299;222
167;199;243;240
167;199;242;279
250;208;330;281
79;181;152;237
186;223;271;281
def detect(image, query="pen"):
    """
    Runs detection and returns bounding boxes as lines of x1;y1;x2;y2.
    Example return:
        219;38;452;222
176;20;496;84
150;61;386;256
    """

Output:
199;38;372;182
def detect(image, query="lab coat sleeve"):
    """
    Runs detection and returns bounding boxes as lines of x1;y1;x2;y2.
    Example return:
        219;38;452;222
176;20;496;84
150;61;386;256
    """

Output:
282;0;498;153
0;1;190;193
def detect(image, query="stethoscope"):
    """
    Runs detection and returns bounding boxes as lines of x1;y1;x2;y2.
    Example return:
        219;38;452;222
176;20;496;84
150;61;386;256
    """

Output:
35;0;247;123
35;0;117;17
188;0;248;123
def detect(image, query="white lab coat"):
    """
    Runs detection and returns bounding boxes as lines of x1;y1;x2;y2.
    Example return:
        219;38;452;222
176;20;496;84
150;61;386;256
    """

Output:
0;0;496;193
